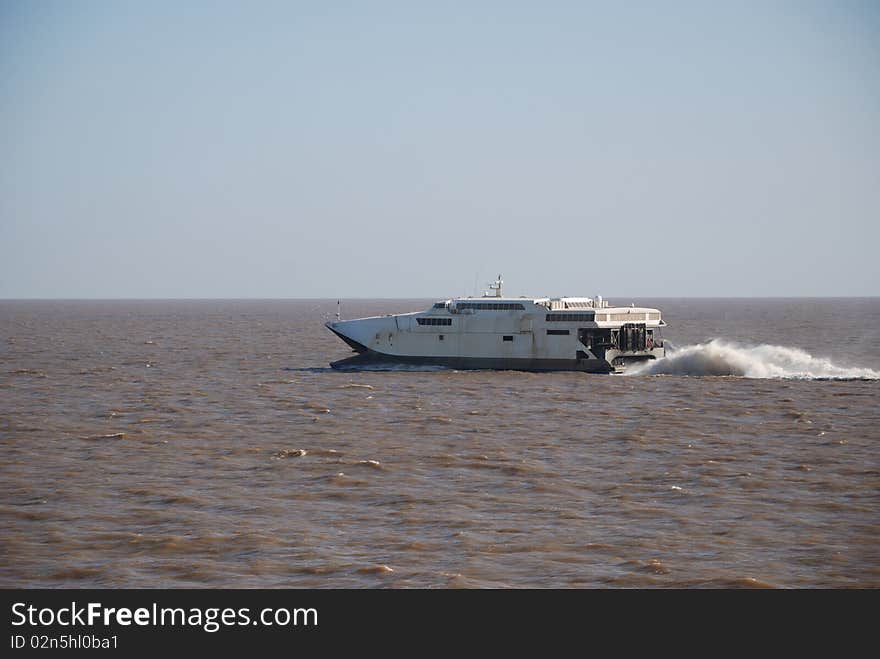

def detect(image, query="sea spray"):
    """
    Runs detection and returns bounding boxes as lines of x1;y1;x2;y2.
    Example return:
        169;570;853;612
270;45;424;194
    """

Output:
628;339;880;379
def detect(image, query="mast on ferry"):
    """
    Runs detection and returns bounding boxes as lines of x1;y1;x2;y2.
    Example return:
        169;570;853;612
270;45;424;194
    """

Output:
485;274;503;298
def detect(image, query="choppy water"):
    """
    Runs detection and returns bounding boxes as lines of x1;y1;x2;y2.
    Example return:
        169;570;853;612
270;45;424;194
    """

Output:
1;298;878;588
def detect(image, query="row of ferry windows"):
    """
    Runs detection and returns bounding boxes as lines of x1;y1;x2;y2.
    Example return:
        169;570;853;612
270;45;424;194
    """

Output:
546;313;595;322
457;302;525;311
417;318;452;326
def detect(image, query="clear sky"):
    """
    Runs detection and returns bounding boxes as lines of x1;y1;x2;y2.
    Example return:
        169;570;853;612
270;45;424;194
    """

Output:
1;1;878;298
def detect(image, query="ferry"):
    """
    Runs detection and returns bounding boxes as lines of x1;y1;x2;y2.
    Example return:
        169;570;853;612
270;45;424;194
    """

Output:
326;276;665;373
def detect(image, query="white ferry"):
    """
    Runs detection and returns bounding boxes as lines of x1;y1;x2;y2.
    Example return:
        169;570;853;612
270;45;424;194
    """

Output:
326;276;665;373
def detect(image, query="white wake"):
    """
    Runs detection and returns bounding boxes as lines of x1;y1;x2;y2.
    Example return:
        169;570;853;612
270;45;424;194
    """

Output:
628;339;880;380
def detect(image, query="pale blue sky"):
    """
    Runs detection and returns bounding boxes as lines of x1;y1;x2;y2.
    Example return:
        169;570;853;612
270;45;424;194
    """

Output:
1;1;878;298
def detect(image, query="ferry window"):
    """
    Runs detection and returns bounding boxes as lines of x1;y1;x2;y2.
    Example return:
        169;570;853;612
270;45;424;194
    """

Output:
502;335;513;342
546;312;595;322
457;302;525;311
417;318;452;326
438;335;444;340
547;329;570;335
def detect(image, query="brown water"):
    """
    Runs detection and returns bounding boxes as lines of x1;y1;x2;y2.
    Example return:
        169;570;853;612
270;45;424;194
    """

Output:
1;298;878;588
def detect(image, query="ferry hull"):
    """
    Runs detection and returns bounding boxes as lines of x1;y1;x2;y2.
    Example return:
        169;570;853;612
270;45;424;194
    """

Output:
329;349;661;373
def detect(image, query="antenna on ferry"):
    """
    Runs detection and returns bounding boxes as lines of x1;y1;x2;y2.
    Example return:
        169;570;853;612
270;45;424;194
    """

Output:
487;274;503;298
336;300;341;322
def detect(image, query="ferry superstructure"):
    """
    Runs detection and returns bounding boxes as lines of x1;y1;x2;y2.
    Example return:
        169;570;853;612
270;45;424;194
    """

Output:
326;276;665;373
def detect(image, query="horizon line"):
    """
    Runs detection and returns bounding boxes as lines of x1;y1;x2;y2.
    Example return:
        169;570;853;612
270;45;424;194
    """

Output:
2;295;879;302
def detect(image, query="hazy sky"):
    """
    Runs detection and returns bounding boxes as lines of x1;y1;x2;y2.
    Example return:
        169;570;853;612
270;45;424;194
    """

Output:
1;1;878;298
